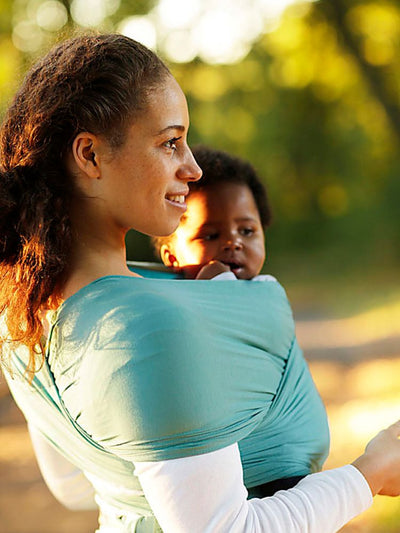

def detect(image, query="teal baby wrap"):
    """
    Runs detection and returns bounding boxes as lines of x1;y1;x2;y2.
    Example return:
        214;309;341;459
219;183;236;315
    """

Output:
4;274;329;520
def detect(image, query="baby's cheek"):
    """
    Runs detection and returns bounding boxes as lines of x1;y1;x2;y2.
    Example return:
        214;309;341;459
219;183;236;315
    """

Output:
200;244;219;264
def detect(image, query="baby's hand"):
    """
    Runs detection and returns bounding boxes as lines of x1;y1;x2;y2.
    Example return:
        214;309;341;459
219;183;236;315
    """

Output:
196;260;232;279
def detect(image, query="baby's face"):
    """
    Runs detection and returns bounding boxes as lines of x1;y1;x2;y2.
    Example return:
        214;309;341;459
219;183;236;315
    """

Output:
169;183;266;279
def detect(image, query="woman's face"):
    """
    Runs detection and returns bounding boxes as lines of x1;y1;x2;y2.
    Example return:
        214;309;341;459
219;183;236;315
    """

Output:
94;75;202;237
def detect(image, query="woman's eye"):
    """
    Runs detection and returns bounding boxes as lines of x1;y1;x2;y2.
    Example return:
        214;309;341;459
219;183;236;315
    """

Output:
164;137;181;151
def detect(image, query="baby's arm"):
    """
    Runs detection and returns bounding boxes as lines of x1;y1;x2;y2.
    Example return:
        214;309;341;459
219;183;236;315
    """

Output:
195;260;232;279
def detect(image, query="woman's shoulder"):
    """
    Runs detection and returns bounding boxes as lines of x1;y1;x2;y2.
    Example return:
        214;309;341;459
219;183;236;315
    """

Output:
54;276;189;349
58;275;179;319
58;274;290;316
53;274;295;361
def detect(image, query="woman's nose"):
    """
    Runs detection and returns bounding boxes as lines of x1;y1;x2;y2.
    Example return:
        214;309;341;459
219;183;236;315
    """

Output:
177;147;202;182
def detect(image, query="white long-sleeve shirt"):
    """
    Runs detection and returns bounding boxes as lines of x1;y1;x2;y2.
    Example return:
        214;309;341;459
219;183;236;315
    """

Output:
29;426;372;532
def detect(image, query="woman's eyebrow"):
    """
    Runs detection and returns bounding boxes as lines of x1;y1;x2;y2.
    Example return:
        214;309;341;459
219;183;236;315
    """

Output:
156;124;186;135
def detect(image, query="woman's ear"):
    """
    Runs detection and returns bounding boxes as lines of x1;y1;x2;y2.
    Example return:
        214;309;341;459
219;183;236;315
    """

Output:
160;245;179;268
71;133;101;179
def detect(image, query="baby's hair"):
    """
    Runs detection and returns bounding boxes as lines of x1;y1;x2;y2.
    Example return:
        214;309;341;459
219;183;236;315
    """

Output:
153;145;272;257
0;33;170;373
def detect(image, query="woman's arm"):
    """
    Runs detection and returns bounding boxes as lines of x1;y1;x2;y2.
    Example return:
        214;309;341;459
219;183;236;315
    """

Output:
134;443;372;533
28;425;97;511
135;422;400;533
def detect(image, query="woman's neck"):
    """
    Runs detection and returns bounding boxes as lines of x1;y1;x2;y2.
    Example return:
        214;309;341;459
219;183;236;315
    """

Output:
63;192;141;301
61;230;138;302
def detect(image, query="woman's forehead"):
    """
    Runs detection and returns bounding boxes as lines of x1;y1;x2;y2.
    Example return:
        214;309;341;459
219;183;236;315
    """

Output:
144;76;189;131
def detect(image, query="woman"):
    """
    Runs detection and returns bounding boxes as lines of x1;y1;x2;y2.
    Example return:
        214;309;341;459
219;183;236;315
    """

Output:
1;34;400;533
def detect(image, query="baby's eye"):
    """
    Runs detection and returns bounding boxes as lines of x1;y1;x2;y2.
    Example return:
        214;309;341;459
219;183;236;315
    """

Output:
163;137;181;151
204;233;219;241
195;232;218;241
240;227;255;236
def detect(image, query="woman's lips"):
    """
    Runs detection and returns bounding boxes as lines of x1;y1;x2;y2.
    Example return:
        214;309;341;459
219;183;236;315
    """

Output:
166;194;185;203
165;193;187;209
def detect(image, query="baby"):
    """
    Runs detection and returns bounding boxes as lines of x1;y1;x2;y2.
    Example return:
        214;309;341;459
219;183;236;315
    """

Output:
153;145;273;281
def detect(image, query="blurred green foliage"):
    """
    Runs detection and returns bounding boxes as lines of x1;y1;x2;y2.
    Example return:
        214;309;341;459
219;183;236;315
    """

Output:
0;0;399;308
179;1;400;292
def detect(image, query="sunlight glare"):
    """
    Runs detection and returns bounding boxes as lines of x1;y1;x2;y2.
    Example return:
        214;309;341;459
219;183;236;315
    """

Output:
163;30;197;63
194;9;251;64
12;20;43;52
346;400;400;441
118;16;157;50
70;0;120;28
260;0;305;19
155;0;201;30
151;0;310;64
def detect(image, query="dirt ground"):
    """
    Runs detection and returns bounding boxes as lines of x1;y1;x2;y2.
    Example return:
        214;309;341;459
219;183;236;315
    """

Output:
1;316;400;533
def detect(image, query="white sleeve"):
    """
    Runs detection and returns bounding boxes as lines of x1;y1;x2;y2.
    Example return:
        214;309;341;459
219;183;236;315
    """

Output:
134;443;372;533
252;275;277;282
211;271;238;280
211;273;278;282
28;424;97;511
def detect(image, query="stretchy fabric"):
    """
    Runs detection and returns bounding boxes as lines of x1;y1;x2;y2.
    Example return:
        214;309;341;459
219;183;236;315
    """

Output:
4;274;331;528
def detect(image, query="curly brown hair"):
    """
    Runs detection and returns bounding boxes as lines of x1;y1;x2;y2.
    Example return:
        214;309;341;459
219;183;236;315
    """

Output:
0;33;170;373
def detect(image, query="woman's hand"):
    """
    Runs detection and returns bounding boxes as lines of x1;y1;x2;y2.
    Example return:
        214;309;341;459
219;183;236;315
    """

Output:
352;420;400;496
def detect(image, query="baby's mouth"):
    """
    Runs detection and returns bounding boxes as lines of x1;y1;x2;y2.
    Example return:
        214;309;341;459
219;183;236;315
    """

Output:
222;261;243;272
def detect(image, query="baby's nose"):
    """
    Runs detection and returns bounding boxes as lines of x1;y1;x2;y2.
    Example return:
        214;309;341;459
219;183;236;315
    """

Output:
223;239;242;251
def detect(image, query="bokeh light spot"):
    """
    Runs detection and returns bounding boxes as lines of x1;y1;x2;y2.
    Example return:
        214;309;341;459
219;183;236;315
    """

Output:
229;59;265;91
71;0;120;28
163;30;197;63
194;8;252;65
36;1;68;32
150;0;313;65
270;55;313;88
188;66;228;101
12;21;43;52
363;38;394;66
348;4;400;42
118;16;157;50
155;0;201;30
191;105;222;138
